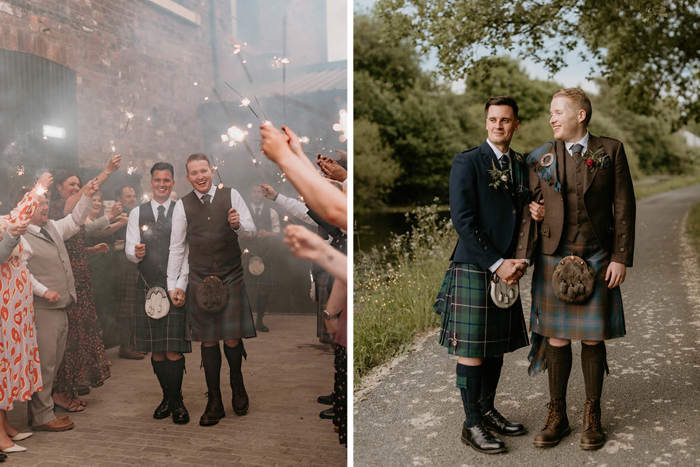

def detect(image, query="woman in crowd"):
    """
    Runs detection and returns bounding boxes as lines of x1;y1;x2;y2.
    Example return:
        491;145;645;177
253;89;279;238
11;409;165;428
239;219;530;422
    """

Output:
48;156;121;411
0;174;53;453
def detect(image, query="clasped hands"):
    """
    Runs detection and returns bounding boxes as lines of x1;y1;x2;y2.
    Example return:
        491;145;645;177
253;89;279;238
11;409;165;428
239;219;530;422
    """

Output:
496;259;527;285
168;288;186;308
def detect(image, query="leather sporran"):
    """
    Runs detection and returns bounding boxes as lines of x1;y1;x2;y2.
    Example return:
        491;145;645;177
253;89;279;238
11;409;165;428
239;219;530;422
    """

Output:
552;255;595;304
145;286;170;320
489;276;519;309
194;276;228;313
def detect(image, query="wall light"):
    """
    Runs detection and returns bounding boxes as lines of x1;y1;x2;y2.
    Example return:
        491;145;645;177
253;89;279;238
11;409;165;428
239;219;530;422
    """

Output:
43;125;66;139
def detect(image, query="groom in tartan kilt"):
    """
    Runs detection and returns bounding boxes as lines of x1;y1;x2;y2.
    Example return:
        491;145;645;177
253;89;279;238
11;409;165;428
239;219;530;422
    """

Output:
514;88;635;451
434;96;541;454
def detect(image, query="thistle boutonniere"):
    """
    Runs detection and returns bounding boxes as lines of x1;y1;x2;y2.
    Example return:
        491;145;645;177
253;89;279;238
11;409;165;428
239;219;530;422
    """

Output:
581;148;611;169
488;160;511;191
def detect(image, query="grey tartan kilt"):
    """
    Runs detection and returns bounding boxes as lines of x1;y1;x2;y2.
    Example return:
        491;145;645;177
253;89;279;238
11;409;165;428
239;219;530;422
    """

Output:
132;285;192;354
434;262;529;358
116;253;141;319
187;266;257;342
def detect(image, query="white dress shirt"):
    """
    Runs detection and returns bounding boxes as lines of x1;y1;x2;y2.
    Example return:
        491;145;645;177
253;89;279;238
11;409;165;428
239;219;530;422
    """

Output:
566;132;590;157
274;193;315;225
167;185;255;291
22;194;91;296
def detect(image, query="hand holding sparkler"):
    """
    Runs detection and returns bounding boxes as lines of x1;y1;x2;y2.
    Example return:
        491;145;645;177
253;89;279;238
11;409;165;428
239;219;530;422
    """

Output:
282;126;305;158
260;184;278;200
260;123;294;164
108;202;123;221
105;154;122;175
228;208;240;230
283;225;347;282
134;243;146;259
33;172;53;196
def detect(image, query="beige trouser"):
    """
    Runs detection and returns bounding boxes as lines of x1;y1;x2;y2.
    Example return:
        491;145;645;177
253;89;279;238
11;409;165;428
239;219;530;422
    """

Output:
29;308;69;427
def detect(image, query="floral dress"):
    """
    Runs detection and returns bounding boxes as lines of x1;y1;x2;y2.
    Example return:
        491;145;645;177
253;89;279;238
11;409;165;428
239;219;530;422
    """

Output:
50;198;110;397
0;191;43;410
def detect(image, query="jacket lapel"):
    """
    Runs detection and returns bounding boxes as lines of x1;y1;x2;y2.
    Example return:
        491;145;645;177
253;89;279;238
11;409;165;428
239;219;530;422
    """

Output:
555;140;567;191
583;134;602;194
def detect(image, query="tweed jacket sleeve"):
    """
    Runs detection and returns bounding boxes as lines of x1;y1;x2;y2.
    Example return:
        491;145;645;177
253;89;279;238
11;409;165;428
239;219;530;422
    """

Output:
449;153;501;270
609;142;635;266
515;162;542;262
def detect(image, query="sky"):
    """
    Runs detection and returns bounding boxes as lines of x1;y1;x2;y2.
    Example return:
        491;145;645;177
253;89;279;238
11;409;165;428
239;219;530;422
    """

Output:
353;0;599;94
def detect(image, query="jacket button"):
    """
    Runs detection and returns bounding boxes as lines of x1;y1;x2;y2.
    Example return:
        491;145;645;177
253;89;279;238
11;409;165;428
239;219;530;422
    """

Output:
620;247;625;252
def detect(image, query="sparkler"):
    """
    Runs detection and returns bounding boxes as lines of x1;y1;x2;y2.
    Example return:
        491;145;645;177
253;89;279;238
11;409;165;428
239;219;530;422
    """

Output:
141;225;149;232
243;248;250;254
127;162;137;175
299;136;310;144
283;215;289;222
16;166;25;176
333;109;348;142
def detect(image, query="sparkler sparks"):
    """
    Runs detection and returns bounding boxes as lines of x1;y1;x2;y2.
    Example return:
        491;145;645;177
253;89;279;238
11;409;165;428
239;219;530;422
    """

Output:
240;97;251;107
283;215;289;222
272;56;291;68
125;111;134;120
218;183;224;189
332;109;347;142
142;194;150;202
193;81;199;86
35;185;47;196
127;163;137;175
141;225;149;232
299;136;310;144
243;248;249;254
225;126;248;144
16;166;25;176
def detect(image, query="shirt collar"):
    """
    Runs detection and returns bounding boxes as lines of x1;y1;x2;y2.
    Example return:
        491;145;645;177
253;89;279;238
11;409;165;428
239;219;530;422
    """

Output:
195;184;217;200
566;132;590;155
486;139;510;160
150;198;171;210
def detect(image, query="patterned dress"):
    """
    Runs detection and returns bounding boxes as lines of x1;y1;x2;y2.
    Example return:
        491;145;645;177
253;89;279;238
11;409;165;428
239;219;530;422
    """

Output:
0;191;43;410
50;198;110;397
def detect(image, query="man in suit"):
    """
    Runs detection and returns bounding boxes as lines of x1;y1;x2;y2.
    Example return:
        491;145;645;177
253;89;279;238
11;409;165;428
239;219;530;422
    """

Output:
515;88;635;450
23;179;98;431
434;96;540;454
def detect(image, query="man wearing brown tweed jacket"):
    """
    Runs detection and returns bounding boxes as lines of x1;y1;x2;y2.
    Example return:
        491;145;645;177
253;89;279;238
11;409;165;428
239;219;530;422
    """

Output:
516;88;635;451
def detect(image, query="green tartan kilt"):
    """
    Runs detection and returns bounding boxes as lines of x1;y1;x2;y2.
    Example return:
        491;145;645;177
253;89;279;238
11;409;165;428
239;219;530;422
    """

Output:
434;262;529;358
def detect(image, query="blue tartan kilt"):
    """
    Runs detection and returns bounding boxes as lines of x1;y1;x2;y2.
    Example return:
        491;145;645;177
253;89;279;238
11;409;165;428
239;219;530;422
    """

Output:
528;242;626;374
434;262;529;358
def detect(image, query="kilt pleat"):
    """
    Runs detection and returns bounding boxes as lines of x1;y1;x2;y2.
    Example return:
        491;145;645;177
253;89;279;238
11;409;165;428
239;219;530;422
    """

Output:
434;263;529;358
132;286;192;353
528;241;626;374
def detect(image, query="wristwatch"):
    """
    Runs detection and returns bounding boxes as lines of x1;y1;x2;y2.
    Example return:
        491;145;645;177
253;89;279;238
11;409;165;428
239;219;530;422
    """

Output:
322;309;340;320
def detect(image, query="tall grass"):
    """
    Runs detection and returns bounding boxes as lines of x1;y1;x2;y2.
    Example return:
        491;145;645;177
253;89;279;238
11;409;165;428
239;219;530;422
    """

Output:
686;201;700;258
354;201;455;383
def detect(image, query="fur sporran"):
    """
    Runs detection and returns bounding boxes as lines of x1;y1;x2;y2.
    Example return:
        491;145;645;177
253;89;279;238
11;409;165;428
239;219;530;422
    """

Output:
552;255;596;304
194;275;228;313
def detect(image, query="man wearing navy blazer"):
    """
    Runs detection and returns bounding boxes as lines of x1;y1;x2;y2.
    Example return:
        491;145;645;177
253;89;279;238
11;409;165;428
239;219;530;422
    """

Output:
434;96;541;454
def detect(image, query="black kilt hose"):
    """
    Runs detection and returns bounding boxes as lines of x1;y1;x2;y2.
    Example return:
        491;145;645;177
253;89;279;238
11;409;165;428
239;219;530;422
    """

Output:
181;188;256;342
434;263;529;358
131;201;191;354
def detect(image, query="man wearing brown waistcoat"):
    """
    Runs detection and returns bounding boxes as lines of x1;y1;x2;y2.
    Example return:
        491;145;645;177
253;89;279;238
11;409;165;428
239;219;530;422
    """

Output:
516;88;635;451
167;153;257;427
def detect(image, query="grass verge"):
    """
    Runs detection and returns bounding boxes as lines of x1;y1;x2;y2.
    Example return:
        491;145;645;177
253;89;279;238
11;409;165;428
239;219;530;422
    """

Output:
353;202;453;384
685;201;700;260
635;173;700;200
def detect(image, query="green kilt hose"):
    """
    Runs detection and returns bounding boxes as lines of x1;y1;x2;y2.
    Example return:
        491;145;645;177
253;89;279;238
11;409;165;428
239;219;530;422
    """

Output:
528;240;625;374
187;266;256;342
132;281;192;354
434;262;529;358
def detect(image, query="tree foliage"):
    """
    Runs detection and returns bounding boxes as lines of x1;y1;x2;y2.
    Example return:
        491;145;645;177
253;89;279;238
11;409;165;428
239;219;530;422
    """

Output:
376;0;700;123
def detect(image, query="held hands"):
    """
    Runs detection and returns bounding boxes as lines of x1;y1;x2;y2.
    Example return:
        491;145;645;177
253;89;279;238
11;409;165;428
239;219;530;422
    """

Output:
44;290;61;303
605;261;626;289
134;243;146;259
496;259;527;285
529;200;545;222
169;288;185;307
260;184;277;200
228;208;240;230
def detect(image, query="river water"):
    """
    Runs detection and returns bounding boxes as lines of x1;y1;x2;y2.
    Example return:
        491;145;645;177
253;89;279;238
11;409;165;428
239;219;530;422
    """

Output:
354;209;451;253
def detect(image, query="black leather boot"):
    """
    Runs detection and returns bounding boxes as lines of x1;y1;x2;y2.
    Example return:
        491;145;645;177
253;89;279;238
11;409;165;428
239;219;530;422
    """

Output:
166;357;190;425
199;344;225;426
151;359;170;419
224;342;249;416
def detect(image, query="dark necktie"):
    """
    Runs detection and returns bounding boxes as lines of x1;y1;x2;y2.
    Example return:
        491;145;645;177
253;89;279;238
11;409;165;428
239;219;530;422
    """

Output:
157;205;166;225
499;153;510;171
39;227;54;243
570;143;584;158
201;194;211;205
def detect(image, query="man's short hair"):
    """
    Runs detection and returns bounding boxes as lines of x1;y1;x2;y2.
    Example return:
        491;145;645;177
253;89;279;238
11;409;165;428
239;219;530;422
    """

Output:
485;96;519;119
151;162;174;177
115;185;134;200
185;153;210;172
553;88;592;127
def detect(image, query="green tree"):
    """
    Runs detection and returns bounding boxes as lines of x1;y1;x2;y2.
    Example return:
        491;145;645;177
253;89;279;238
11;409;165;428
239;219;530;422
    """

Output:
376;0;700;123
354;119;402;211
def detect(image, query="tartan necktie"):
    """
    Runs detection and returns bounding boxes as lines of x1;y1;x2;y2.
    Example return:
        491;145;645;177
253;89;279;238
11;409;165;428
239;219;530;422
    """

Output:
499;153;510;171
570;143;584;158
201;194;211;205
156;205;166;225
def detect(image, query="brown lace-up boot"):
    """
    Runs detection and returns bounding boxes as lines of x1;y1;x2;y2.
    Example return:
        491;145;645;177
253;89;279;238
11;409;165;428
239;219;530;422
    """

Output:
533;398;571;447
580;399;605;449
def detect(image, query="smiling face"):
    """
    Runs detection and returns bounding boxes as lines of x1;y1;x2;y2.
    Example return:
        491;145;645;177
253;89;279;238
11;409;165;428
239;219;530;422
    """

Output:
550;96;587;142
119;186;137;210
151;169;174;203
485;105;519;151
186;159;213;194
90;192;103;214
57;175;81;199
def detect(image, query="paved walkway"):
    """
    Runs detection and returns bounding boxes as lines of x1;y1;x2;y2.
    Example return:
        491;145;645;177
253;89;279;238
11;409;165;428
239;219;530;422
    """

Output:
354;184;700;466
6;314;346;466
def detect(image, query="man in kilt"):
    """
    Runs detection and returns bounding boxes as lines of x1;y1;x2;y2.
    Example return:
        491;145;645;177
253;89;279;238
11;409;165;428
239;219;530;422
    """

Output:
167;153;257;427
434;96;540;454
515;88;635;450
125;162;191;424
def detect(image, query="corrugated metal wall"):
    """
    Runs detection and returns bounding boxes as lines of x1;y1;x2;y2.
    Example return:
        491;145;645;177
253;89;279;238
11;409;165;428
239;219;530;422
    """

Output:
0;48;78;209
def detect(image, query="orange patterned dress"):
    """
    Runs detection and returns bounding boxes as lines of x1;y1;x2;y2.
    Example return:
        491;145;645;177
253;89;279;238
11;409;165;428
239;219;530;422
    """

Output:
0;191;43;410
